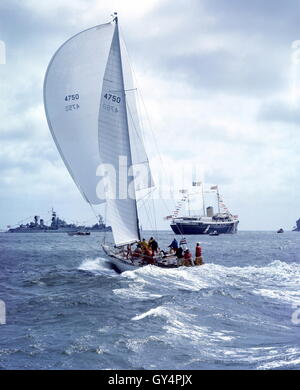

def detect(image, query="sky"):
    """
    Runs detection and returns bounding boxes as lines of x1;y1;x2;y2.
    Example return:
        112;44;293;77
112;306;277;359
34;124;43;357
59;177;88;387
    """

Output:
0;0;300;231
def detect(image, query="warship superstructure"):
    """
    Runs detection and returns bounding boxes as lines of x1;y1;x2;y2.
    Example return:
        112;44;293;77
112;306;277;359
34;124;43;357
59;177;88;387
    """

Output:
293;218;300;232
7;210;111;233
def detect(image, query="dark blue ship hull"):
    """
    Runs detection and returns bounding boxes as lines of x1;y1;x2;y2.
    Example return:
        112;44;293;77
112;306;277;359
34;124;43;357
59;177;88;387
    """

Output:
171;221;238;235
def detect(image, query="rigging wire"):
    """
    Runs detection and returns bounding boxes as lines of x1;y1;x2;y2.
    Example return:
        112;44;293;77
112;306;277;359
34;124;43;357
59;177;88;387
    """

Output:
120;29;176;220
137;187;159;236
138;196;157;238
125;99;157;235
119;28;187;244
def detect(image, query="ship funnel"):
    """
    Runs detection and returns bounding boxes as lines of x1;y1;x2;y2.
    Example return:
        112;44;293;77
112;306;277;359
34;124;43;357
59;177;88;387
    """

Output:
206;206;214;217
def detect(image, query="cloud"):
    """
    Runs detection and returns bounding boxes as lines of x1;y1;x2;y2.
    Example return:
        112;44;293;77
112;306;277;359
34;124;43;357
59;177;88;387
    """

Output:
258;99;300;124
127;0;296;98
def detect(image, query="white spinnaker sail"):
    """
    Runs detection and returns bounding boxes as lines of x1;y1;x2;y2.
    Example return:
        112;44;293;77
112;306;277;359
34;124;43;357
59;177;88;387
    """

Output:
120;39;154;192
44;23;114;204
98;22;140;246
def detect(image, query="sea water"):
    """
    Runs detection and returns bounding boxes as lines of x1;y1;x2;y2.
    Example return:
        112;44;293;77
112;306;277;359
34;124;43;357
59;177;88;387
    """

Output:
0;231;299;370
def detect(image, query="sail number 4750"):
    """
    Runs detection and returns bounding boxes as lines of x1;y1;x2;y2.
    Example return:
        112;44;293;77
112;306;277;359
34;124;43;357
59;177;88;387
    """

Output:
65;94;80;112
104;93;121;103
65;94;80;101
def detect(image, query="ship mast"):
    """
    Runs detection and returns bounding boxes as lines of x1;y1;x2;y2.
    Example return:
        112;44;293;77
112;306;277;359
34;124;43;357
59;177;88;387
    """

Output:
201;183;206;216
187;193;191;216
216;187;220;213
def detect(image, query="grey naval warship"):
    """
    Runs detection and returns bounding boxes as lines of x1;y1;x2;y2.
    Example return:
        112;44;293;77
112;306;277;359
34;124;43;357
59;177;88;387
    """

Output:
7;209;111;233
167;184;239;235
293;218;300;232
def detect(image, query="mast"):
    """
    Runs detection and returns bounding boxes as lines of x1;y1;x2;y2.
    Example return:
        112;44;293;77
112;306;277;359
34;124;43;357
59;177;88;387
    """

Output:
113;11;118;24
187;193;191;216
217;187;220;214
201;183;206;216
113;13;141;242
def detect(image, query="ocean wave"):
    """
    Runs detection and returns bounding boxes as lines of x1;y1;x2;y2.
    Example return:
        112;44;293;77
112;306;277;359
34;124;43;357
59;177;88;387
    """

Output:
78;257;117;277
2;232;300;370
116;260;300;302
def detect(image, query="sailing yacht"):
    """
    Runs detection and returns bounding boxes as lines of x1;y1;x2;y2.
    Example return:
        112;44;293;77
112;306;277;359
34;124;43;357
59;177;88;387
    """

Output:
43;14;188;273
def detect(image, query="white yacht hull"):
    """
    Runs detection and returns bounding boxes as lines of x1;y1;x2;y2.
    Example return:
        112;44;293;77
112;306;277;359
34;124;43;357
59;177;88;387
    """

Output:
102;245;180;273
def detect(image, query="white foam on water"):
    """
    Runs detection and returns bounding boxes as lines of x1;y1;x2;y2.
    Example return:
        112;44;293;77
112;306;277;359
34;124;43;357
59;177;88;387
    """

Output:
115;259;300;370
131;303;238;355
113;265;211;301
257;352;300;370
116;260;300;364
123;264;211;290
78;257;117;277
132;306;172;321
117;260;300;303
113;284;162;300
253;288;300;305
108;258;300;370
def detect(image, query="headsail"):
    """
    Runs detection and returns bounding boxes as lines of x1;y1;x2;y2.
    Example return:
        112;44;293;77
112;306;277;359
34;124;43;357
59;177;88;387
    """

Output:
98;20;140;246
44;23;114;204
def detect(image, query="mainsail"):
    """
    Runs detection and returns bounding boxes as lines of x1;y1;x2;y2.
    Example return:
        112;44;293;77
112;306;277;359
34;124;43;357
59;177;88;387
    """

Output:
44;17;152;246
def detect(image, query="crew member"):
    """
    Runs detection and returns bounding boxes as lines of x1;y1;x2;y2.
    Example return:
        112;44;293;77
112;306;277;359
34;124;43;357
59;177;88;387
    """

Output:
139;238;149;251
132;245;142;258
183;249;193;266
176;246;184;266
125;243;133;259
168;238;178;253
149;237;159;254
194;242;203;266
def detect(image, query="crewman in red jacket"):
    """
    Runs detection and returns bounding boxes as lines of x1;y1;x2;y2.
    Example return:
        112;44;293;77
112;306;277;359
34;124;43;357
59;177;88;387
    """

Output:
183;249;193;266
194;243;203;265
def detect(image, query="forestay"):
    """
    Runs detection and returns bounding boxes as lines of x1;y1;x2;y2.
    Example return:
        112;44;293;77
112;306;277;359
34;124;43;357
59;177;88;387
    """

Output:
120;38;154;192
